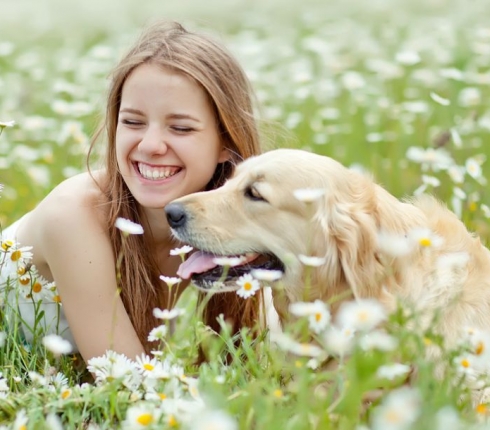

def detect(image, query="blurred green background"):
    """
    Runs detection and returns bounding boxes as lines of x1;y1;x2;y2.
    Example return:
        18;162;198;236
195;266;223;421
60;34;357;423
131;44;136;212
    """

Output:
1;0;490;238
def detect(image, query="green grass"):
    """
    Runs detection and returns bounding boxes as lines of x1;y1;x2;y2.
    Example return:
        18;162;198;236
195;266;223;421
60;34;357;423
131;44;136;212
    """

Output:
2;0;490;428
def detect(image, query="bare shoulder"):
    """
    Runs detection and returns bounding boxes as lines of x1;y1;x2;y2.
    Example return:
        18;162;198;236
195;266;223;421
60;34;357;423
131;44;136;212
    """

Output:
16;170;110;263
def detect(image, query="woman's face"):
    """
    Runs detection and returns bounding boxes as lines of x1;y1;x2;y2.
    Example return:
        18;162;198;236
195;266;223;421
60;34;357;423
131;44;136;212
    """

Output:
116;63;229;209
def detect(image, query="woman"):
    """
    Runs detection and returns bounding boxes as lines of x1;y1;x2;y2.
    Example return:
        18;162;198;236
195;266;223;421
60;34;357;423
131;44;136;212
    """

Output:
1;21;263;363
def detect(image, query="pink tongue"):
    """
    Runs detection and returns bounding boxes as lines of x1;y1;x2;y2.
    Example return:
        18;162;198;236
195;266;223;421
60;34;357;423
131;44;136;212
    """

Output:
177;251;218;279
177;251;260;279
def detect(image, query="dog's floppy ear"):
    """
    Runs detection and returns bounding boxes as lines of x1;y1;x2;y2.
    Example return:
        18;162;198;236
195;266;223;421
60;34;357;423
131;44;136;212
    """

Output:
318;171;385;299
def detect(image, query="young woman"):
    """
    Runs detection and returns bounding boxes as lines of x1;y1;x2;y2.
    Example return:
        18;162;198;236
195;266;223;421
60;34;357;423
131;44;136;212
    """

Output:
1;21;263;363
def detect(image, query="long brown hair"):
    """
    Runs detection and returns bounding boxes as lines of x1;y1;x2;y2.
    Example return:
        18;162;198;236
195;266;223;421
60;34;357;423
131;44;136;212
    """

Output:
87;21;262;353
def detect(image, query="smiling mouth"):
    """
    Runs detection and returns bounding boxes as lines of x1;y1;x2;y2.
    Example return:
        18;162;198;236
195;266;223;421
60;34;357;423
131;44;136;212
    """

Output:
135;162;182;181
177;251;285;291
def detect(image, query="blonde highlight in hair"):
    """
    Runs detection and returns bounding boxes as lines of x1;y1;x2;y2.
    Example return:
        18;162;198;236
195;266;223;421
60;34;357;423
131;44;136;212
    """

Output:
87;21;262;353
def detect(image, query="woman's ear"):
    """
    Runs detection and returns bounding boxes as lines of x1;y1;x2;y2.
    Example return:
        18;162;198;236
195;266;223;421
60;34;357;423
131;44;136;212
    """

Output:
218;147;232;163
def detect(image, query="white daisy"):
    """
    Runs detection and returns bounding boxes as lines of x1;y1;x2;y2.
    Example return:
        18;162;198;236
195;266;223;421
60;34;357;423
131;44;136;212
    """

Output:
190;409;238;430
429;91;450;106
122;404;161;429
289;300;331;333
465;157;483;180
359;331;398;352
159;276;182;288
293;188;325;203
213;256;248;267
371;387;421;430
0;120;15;128
250;268;283;282
147;325;168;342
409;227;444;249
323;325;355;357
153;308;185;320
270;332;325;358
236;274;260;299
169;245;193;257
42;334;73;356
298;254;327;267
115;217;144;235
376;363;411;380
336;299;387;331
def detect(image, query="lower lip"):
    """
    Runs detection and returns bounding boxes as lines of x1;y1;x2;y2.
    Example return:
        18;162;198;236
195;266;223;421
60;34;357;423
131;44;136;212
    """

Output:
133;163;182;184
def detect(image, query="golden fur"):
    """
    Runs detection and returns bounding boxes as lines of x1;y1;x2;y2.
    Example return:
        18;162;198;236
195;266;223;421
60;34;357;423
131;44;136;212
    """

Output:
168;148;490;349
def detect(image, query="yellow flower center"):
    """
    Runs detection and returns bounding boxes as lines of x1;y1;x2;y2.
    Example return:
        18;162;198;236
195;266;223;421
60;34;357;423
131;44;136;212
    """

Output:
1;240;13;250
53;295;62;303
273;389;283;398
19;425;27;430
476;342;485;355
469;201;478;212
19;278;30;286
244;282;252;291
159;393;167;400
32;282;42;294
11;250;21;262
168;414;178;427
423;337;432;346
419;237;432;247
136;413;153;426
358;310;369;322
315;312;322;322
17;266;26;276
294;360;302;368
385;410;403;423
476;404;488;415
61;389;71;399
143;363;154;371
461;358;470;368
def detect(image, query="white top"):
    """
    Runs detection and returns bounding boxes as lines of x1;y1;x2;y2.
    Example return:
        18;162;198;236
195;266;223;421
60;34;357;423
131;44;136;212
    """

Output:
1;213;78;351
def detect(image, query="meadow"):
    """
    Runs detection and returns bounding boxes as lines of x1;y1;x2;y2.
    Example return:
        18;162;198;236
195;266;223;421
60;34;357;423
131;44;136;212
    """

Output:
1;0;490;428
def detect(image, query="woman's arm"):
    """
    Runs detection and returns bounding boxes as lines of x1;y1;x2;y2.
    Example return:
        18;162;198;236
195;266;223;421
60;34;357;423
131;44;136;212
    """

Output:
34;187;146;362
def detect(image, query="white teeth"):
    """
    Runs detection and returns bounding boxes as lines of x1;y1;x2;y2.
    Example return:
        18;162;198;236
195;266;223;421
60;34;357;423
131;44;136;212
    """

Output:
137;163;178;180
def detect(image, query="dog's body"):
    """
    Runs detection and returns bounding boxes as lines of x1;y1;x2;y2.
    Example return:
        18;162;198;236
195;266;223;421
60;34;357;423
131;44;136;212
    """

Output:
166;149;490;349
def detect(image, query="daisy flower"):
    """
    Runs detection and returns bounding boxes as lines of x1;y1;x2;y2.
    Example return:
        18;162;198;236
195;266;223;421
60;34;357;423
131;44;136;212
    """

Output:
409;227;444;249
293;188;325;203
371;387;421;430
169;245;193;257
250;268;283;282
289;300;331;333
8;244;33;266
122;404;161;429
12;410;28;430
159;276;182;288
323;325;355;357
213;256;248;267
336;299;386;331
153;308;185;320
236;273;260;299
147;325;168;342
298;254;327;267
376;363;411;381
270;332;325;358
42;334;73;356
115;217;144;235
0;120;15;128
465;157;483;180
190;410;238;430
359;330;398;352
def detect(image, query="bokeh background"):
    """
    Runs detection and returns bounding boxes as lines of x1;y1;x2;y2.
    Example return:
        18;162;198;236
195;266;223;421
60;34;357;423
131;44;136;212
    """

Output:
1;0;490;237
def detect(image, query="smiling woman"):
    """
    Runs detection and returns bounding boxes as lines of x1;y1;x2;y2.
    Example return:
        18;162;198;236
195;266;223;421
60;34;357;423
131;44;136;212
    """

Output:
0;20;264;364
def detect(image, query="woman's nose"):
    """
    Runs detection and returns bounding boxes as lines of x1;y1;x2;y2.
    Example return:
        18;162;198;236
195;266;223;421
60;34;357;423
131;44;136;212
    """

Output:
138;126;169;154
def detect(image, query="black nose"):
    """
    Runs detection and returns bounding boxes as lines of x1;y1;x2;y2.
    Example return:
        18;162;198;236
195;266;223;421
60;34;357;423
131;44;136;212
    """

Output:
165;202;187;228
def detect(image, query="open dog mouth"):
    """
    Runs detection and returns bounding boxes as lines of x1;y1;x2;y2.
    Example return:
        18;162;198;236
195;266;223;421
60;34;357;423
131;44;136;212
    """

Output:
176;251;285;291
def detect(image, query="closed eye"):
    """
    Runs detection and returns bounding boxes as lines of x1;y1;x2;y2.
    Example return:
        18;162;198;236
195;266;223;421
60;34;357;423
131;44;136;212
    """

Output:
120;118;144;127
244;185;267;202
171;126;195;133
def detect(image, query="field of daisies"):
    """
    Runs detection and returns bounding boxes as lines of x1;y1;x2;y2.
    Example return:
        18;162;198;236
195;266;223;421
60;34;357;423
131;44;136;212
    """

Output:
2;0;490;428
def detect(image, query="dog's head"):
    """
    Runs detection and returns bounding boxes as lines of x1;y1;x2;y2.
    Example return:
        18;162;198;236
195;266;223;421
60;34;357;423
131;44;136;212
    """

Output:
165;149;418;309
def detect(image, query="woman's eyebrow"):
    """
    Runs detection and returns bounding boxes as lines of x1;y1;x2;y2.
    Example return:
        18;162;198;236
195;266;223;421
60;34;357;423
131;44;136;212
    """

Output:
119;107;144;115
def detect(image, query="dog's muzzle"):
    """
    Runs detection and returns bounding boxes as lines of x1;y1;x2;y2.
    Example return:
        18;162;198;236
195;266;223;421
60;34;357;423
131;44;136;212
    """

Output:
165;202;187;229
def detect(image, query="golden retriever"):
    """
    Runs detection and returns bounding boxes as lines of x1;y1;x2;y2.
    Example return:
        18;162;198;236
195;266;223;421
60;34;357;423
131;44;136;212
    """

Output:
165;148;490;349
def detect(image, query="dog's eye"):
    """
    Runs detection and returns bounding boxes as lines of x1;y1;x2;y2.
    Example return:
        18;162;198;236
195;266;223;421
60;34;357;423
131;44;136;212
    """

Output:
245;186;266;202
